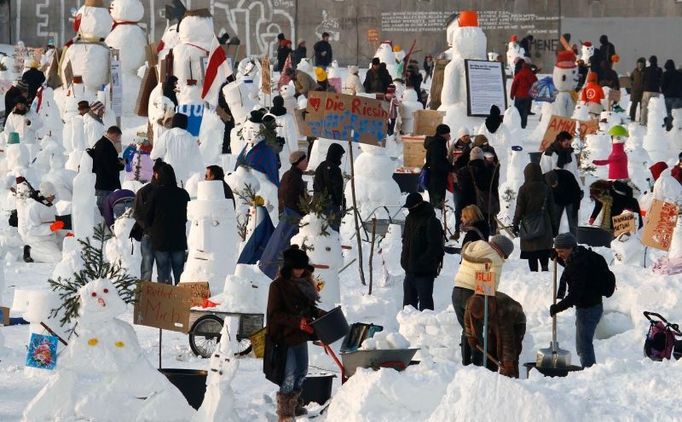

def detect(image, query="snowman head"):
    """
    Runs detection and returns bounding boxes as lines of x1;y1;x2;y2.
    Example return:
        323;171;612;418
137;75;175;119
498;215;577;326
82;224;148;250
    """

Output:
109;0;144;22
279;81;295;99
243;113;264;145
297;58;313;74
375;42;395;62
552;51;579;92
78;278;127;322
112;216;136;239
178;10;216;48
452;26;487;60
77;5;113;40
581;42;594;60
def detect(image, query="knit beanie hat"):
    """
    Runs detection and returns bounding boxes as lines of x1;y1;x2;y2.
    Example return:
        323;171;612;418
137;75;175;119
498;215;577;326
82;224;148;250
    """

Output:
470;146;484;161
554;232;578;249
489;235;514;259
90;101;105;114
457;127;470;138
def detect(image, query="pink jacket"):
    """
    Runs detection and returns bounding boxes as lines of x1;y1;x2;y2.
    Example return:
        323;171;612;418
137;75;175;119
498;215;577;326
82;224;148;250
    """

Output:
593;142;628;180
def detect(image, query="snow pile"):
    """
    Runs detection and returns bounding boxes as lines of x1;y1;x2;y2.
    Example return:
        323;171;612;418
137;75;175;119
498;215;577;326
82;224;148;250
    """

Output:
211;264;269;314
360;331;410;350
397;306;458;363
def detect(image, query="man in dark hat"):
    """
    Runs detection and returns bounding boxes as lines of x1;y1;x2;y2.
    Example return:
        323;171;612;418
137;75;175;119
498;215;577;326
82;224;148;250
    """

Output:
424;124;454;208
400;192;444;311
363;57;390;94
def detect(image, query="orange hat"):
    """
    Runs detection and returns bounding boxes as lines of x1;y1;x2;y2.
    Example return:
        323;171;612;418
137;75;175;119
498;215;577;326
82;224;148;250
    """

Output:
587;72;598;83
458;11;478;27
556;50;577;69
510;35;518;43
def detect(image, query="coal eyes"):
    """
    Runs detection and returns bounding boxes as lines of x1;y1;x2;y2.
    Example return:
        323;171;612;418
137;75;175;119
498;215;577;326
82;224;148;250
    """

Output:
91;292;97;297
103;288;109;293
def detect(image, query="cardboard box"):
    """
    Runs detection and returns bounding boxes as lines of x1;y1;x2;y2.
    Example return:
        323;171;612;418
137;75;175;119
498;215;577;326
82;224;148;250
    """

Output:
133;282;194;333
413;110;445;136
177;282;211;307
642;199;678;251
402;135;426;168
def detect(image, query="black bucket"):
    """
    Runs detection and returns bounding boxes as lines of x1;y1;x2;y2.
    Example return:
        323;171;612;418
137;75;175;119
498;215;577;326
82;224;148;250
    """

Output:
577;226;613;248
311;306;350;345
160;368;207;410
301;374;335;405
392;172;419;193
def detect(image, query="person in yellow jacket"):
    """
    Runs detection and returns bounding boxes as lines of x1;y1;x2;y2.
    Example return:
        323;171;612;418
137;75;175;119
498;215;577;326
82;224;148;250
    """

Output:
452;235;514;366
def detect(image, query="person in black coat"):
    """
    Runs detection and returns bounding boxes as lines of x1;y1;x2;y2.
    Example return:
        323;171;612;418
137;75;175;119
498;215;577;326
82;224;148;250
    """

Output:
424;124;453;208
145;162;190;285
313;143;345;231
642;55;663;126
293;41;307;66
401;193;444;311
133;160;164;282
662;59;682;130
21;65;46;102
364;58;390;94
596;35;616;66
545;169;582;236
550;233;612;368
276;39;292;72
457;147;498;228
88;126;124;215
313;32;333;69
3;81;28;126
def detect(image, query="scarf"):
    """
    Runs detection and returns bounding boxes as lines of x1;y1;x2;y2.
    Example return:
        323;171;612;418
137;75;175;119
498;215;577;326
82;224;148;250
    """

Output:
294;277;319;302
598;194;613;231
550;141;574;169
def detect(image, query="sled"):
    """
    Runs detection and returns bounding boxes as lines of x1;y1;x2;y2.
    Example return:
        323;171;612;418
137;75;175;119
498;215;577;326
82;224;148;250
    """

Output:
187;309;264;358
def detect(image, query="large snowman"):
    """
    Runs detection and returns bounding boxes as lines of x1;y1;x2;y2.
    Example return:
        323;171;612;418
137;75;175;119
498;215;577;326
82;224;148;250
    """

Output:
579;41;595;65
438;11;487;130
373;41;399;79
180;181;238;295
62;0;113;102
106;0;147;116
23;279;195;421
552;50;579;118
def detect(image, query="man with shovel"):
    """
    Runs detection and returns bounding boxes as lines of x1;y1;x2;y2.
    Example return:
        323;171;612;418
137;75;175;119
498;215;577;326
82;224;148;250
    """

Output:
550;233;613;368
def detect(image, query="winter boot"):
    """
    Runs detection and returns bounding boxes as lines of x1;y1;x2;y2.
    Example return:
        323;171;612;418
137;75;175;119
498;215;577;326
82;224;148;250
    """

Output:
293;391;308;416
276;392;295;422
23;245;34;263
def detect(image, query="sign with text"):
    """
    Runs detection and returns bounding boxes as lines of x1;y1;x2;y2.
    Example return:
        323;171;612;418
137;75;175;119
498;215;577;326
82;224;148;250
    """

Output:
474;270;496;297
110;50;122;118
402;135;427;168
413;110;445;136
134;282;194;333
465;60;507;117
541;116;599;151
612;212;637;237
261;57;271;94
177;282;211;307
578;119;599;140
300;92;389;146
642;200;679;251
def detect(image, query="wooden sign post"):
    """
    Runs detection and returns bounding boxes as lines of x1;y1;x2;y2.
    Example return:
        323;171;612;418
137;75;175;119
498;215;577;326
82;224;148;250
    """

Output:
474;263;495;364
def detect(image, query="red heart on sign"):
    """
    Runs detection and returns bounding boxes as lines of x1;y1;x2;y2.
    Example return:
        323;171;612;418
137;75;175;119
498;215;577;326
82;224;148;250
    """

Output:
309;97;321;111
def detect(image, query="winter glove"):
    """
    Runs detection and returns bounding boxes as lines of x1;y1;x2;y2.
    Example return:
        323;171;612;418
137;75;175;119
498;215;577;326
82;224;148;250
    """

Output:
549;304;560;317
500;361;516;378
50;220;65;232
299;318;314;335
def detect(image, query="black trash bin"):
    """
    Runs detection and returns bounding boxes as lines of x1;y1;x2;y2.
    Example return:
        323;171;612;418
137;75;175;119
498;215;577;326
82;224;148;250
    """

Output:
301;374;335;405
311;306;350;345
160;368;207;410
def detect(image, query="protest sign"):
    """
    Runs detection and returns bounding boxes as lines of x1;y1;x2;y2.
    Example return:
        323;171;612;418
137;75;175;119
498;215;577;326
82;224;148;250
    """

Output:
413;110;444;136
176;103;204;136
465;60;507;117
133;281;194;333
540;115;576;151
177;282;211;307
642;199;678;251
300;92;389;146
26;333;58;370
612;212;637;237
474;270;496;297
261;56;271;94
578;119;599;140
402;135;426;168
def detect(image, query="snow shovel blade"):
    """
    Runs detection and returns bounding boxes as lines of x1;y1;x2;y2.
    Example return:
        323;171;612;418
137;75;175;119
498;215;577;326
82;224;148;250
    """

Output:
536;341;571;369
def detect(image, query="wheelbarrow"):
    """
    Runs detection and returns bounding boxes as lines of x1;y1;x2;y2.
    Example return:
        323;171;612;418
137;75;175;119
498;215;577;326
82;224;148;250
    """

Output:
187;309;264;358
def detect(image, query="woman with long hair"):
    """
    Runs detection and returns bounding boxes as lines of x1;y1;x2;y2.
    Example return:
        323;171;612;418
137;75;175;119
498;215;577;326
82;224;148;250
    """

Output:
460;204;490;245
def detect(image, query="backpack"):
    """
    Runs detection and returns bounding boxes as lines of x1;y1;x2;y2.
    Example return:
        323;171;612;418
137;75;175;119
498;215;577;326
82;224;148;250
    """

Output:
589;248;616;297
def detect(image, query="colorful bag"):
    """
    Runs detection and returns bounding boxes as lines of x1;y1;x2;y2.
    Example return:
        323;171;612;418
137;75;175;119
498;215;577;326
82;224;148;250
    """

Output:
530;77;557;103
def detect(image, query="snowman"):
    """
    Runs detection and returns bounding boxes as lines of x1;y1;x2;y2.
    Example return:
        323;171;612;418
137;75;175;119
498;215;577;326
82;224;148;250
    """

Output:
72;153;97;241
23;279;195;421
552;50;579;118
326;60;341;79
611;231;645;267
377;224;403;288
193;319;240;422
268;96;298;176
373;41;399;79
106;0;147;116
502;105;524;144
670;108;682;151
592;125;629;181
222;80;258;154
279;81;298;115
61;0;112;102
580;41;595;65
180;181;238;295
43;152;76;203
643;96;668;163
291;214;342;306
505;35;525;74
211;264;269;313
226;166;261;238
105;215;141;277
438;11;487;130
582;132;612;179
33;86;64;145
400;88;424;135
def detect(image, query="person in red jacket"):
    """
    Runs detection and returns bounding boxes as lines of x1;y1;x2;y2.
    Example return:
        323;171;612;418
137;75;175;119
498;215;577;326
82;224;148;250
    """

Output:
580;71;605;116
592;125;629;180
671;153;682;185
510;62;537;128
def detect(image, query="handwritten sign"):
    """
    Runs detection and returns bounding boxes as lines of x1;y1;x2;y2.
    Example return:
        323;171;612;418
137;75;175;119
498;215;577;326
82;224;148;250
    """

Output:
133;282;194;333
402;135;426;168
578;119;599;140
612;212;637;237
540;115;576;151
642;200;679;251
474;270;496;297
177;282;211;307
300;91;389;146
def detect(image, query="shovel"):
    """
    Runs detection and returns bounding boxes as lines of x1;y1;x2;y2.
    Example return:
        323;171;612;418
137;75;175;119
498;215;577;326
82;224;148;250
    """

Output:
536;258;571;369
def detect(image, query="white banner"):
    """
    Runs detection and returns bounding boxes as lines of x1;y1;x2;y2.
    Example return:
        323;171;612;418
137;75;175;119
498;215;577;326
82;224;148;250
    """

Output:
465;59;507;117
110;55;122;118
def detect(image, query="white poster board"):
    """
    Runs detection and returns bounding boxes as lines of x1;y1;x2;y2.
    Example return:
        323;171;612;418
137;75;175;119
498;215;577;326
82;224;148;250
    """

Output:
110;52;123;118
465;59;507;117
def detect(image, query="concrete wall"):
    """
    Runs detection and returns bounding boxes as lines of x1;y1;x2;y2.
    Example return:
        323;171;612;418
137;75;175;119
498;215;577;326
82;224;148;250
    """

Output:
1;0;681;72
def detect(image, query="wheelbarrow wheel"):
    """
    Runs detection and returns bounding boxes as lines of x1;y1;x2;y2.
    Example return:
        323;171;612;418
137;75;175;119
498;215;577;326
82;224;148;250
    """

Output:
234;337;253;357
189;314;223;358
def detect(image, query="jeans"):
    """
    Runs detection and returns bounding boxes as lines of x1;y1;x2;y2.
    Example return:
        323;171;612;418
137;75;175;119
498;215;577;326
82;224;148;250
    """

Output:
280;343;308;394
551;202;579;237
664;97;682;130
575;303;603;368
140;234;154;281
154;250;186;285
629;96;641;122
640;91;659;126
403;274;435;311
514;97;532;129
95;189;113;216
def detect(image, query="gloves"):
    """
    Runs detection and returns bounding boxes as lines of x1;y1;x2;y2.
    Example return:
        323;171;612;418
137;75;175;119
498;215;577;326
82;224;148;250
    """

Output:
299;318;314;334
50;220;65;232
500;361;516;377
549;304;560;317
467;336;478;349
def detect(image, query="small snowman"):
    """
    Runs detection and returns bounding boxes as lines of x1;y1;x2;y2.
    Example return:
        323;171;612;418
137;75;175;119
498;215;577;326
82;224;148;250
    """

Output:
592;125;629;181
105;215;141;278
400;88;424;135
505;35;525;74
643;96;668;163
71;153;96;241
552;50;579;118
373;41;399;79
579;41;595;65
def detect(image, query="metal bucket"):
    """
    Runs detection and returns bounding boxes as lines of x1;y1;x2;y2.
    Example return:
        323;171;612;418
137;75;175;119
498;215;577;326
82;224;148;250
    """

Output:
159;368;207;410
311;306;350;345
577;226;613;248
340;348;419;377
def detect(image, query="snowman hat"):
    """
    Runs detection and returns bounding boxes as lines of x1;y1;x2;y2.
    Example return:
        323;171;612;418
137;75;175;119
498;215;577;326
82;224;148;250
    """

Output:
608;125;628;139
84;0;105;6
556;50;577;69
583;41;593;47
511;145;523;152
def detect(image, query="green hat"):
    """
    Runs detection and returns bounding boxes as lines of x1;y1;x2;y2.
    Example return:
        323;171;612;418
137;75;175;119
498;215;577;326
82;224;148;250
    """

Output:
7;132;20;145
608;125;628;138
